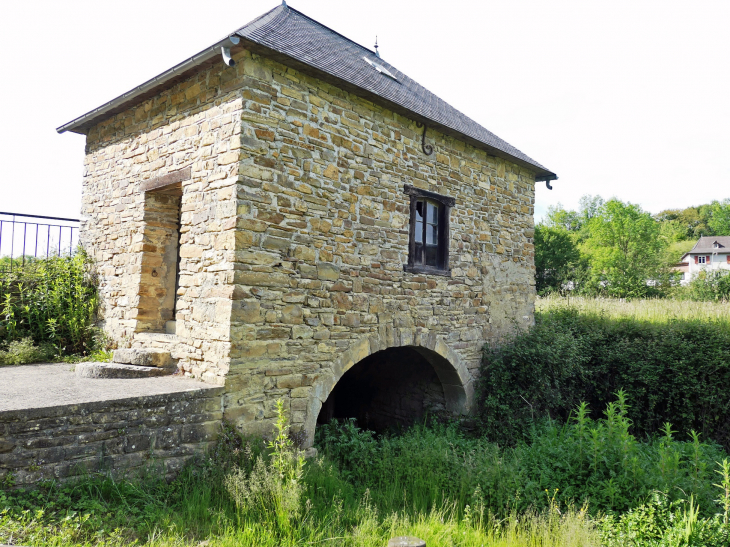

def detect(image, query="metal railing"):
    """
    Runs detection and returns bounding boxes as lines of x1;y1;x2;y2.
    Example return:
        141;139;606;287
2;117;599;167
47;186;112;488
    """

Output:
0;212;80;274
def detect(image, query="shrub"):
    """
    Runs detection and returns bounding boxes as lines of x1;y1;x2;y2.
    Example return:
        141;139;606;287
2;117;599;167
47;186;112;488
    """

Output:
514;394;727;515
599;492;730;546
680;269;730;302
316;395;730;517
0;337;54;366
0;251;98;356
477;306;730;449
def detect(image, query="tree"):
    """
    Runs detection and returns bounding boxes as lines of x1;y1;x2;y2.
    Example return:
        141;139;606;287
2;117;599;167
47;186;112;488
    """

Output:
545;203;583;232
708;199;730;235
544;195;606;235
578;194;605;222
534;225;582;294
655;205;714;239
582;200;670;297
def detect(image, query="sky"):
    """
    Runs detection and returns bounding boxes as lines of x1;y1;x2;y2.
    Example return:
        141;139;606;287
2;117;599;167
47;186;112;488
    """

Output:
1;0;728;222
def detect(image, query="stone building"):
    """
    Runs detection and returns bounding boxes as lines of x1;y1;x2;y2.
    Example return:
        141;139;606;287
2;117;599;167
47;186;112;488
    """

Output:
58;3;557;447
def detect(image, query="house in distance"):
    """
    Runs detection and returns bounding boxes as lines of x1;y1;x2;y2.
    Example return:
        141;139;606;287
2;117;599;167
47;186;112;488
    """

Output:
676;236;730;284
58;3;557;446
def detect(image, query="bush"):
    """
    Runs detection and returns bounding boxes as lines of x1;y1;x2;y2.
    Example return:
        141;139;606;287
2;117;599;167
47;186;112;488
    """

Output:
515;393;727;515
0;251;98;356
599;492;730;546
476;306;730;450
0;337;54;366
679;269;730;302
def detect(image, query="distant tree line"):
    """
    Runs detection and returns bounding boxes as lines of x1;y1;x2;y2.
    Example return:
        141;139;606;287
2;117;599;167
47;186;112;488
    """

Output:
535;196;730;298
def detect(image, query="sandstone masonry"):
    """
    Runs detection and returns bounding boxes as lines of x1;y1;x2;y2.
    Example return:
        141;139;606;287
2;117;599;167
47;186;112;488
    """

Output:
71;7;549;449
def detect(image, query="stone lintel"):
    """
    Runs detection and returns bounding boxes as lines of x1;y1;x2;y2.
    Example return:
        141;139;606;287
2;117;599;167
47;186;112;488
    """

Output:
140;167;191;193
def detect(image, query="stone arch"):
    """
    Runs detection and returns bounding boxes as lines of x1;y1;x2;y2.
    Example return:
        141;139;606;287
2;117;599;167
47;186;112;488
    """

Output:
302;327;474;447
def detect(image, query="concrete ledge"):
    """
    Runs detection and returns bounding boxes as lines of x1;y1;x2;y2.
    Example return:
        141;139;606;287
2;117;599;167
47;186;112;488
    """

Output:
0;362;224;487
0;363;210;412
76;362;175;379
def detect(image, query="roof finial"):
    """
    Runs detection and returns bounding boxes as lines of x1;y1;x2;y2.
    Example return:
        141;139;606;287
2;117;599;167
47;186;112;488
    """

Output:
374;36;380;58
282;0;287;6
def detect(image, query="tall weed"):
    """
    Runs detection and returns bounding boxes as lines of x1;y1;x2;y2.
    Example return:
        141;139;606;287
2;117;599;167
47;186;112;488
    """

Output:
0;251;98;356
317;394;729;517
225;401;305;535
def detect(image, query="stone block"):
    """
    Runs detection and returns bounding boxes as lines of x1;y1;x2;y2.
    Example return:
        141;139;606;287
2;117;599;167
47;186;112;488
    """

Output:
113;349;175;368
76;362;175;378
317;263;339;281
0;440;16;454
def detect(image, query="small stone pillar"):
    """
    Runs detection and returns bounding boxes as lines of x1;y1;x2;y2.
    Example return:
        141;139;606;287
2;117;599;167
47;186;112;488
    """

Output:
388;537;426;547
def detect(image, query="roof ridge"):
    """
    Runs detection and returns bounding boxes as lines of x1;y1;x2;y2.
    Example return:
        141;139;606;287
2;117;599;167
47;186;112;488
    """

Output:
236;3;378;57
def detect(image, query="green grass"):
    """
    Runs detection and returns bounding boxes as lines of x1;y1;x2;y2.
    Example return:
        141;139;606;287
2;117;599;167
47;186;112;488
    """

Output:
2;400;730;547
0;428;602;547
537;295;730;325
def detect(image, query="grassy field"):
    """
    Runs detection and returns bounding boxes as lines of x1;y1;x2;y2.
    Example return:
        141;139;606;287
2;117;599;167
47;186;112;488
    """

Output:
0;413;605;547
537;295;730;325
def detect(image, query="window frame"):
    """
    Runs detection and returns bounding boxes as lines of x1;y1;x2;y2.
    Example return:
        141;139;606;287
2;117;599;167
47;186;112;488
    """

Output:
698;256;706;264
403;184;454;276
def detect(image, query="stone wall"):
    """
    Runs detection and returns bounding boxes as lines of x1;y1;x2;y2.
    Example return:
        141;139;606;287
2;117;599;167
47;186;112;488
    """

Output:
223;50;538;442
80;46;538;447
0;388;223;487
82;54;246;384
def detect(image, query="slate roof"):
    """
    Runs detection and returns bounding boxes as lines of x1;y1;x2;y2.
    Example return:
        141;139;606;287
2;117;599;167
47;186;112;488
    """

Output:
687;236;730;254
58;3;556;181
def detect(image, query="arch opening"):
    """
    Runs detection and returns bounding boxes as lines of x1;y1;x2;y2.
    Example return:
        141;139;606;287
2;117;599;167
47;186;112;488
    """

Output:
316;345;464;433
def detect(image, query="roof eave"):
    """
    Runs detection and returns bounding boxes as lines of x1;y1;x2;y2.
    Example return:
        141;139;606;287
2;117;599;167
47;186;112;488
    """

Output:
56;35;244;135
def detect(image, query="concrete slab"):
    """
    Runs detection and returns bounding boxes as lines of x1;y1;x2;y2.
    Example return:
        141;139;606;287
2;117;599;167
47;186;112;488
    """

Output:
0;362;217;412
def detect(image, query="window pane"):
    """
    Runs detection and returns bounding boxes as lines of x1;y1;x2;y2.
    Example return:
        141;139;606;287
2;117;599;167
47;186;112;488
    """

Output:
414;243;423;264
425;245;438;266
415;220;423;243
426;224;437;245
427;202;439;224
415;201;424;222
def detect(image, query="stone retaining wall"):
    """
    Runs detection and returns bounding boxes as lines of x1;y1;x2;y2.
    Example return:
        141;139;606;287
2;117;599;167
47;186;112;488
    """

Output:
0;388;224;487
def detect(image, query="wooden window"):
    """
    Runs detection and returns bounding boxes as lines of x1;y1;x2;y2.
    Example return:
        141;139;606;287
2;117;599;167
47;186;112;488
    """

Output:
403;184;454;276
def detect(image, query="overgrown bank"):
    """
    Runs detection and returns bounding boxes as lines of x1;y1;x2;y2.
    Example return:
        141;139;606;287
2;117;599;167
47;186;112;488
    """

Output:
3;402;730;547
478;300;730;449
